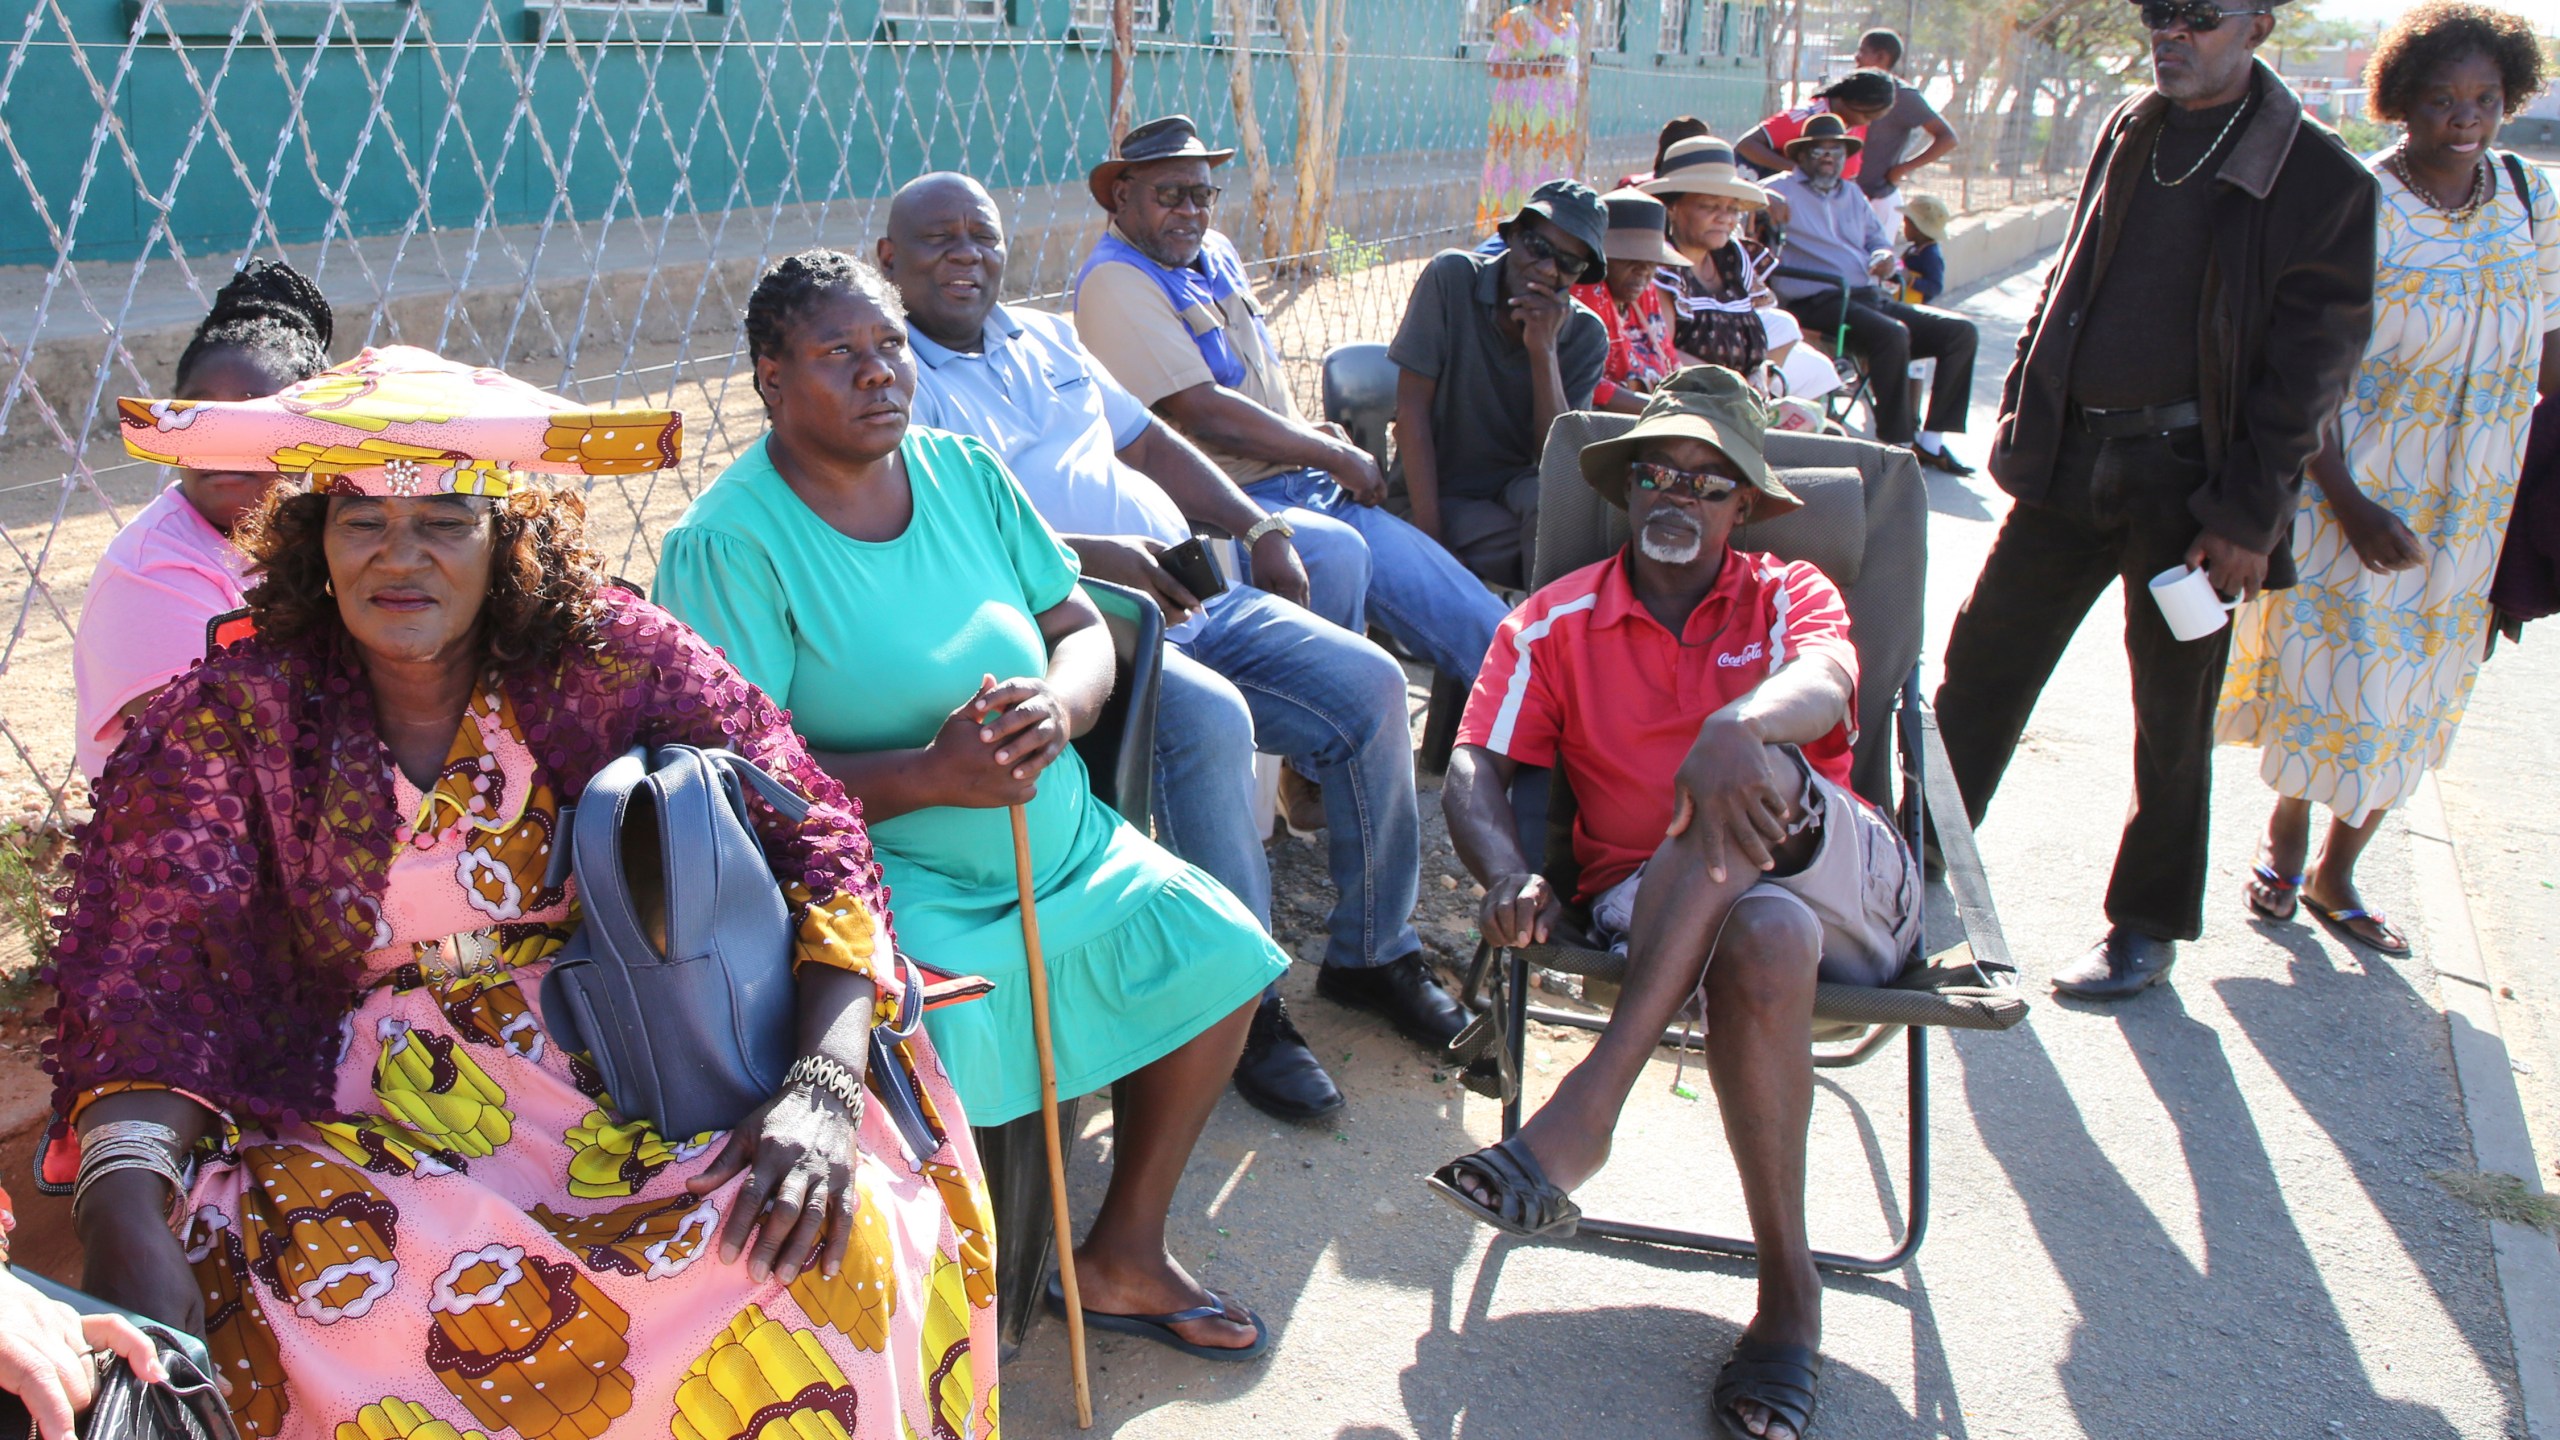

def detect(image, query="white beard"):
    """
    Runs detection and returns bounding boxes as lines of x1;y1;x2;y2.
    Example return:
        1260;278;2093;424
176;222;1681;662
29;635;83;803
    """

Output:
1638;525;1703;564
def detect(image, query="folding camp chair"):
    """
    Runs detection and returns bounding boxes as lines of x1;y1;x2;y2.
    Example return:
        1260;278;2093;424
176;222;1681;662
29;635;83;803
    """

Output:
1451;416;2023;1271
1768;265;1879;440
1320;341;1473;772
973;577;1162;1349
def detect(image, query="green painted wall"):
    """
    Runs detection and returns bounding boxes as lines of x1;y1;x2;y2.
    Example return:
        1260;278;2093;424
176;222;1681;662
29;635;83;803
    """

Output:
2;0;1768;266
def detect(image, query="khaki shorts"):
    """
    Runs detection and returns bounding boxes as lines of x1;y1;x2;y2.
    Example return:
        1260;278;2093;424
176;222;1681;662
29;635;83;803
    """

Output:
1590;754;1921;989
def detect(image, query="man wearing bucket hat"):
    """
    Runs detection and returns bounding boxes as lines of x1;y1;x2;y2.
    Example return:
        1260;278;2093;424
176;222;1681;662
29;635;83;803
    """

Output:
1064;125;1492;1112
1766;111;1980;471
1389;178;1611;585
1569;188;1690;413
1429;367;1919;1440
1071;117;1511;704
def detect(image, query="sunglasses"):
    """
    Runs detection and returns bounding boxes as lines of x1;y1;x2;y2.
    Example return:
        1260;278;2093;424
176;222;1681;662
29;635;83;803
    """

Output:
1629;460;1744;503
2137;1;2270;32
1146;181;1222;211
1508;227;1587;275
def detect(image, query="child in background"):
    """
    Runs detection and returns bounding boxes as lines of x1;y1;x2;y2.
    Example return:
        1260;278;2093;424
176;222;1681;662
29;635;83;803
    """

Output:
1896;192;1949;303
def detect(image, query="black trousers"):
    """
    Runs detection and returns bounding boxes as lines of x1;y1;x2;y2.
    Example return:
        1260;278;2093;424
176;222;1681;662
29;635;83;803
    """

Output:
1783;286;1978;444
1934;426;2228;942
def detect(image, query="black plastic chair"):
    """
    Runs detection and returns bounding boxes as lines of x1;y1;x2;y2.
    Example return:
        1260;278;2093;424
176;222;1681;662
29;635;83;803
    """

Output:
1451;414;2023;1271
1319;341;1474;773
1769;263;1878;439
970;577;1164;1351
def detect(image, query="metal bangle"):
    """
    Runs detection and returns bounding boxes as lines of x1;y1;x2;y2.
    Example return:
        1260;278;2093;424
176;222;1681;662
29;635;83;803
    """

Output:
70;1153;186;1231
781;1054;866;1122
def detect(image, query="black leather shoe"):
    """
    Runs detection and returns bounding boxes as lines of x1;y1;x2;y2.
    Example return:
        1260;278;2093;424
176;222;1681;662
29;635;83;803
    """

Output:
1915;444;1976;477
1232;993;1343;1123
1317;953;1470;1050
2051;926;2177;1000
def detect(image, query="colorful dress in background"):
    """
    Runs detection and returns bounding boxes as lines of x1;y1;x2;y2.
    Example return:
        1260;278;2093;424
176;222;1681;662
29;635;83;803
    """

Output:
48;594;999;1440
1474;3;1582;234
1569;277;1681;407
2218;155;2560;822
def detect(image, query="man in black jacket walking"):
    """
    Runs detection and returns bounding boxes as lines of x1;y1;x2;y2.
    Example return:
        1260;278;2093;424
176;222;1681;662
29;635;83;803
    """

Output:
1935;0;2377;999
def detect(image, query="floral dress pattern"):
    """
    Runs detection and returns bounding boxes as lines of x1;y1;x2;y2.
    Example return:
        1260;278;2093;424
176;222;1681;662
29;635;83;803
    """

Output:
1474;3;1581;233
47;596;1000;1440
1569;278;1680;407
2218;156;2560;822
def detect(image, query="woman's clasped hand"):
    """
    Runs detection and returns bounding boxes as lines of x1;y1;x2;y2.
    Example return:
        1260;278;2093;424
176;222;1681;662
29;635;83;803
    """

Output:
921;672;1072;807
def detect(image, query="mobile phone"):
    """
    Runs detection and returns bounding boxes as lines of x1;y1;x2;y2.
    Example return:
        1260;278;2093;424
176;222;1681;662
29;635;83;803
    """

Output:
1157;535;1228;605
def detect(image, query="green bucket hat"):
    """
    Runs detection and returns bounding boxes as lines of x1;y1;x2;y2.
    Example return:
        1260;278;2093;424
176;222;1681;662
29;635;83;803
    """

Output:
1579;365;1800;516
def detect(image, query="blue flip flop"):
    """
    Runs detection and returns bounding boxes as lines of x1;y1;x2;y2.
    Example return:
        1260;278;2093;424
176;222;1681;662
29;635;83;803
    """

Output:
1042;1274;1272;1362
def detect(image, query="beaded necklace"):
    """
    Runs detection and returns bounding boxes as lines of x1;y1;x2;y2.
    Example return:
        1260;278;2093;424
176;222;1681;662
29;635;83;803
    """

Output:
2384;145;2490;219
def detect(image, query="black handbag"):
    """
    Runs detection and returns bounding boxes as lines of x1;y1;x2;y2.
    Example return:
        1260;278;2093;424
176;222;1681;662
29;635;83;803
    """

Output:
0;1273;237;1440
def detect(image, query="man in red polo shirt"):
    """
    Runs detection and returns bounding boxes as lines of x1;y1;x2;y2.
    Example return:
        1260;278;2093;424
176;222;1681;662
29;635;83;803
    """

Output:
1428;368;1918;1440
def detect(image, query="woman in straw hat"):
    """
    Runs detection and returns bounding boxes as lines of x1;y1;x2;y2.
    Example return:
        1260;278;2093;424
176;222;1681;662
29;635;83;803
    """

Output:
55;344;999;1440
1641;137;1807;388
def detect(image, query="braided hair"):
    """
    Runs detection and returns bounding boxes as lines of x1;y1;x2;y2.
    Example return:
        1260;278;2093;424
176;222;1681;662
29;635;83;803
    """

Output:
743;248;906;365
174;258;333;396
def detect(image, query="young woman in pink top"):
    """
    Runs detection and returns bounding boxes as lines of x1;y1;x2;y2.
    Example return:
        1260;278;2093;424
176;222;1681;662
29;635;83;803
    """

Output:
72;260;332;778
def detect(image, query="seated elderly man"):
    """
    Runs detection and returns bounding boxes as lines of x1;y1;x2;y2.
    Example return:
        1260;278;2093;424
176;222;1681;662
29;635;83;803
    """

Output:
1429;368;1919;1440
883;172;1471;1123
1069;115;1509;695
1765;112;1978;475
1387;178;1611;587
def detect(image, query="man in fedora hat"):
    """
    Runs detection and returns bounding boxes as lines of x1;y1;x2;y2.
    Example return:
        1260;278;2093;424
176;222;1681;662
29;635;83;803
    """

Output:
1430;366;1916;1440
1389;178;1611;586
1766;112;1980;472
1934;0;2375;1000
1570;188;1691;414
1062;123;1490;1114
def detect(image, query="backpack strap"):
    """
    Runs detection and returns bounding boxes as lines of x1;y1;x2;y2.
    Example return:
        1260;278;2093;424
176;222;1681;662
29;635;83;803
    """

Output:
2501;152;2542;226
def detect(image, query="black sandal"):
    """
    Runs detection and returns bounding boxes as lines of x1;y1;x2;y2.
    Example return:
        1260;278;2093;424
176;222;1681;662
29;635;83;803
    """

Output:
1712;1338;1822;1439
1423;1136;1581;1239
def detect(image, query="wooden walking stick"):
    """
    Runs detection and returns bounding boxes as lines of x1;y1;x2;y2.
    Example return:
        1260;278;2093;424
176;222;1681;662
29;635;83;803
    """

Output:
1011;801;1094;1429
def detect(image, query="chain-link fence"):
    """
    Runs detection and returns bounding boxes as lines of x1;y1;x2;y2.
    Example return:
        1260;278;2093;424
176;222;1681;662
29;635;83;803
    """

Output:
0;0;2104;851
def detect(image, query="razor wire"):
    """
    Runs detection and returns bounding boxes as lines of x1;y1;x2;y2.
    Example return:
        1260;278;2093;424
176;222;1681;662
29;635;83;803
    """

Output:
0;0;2105;834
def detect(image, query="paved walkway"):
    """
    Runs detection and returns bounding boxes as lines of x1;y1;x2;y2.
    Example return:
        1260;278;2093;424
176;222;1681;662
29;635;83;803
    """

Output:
1002;261;2537;1437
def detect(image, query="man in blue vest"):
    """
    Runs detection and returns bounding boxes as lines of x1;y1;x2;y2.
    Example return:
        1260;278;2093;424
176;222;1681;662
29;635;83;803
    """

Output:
887;172;1473;1124
1072;116;1511;722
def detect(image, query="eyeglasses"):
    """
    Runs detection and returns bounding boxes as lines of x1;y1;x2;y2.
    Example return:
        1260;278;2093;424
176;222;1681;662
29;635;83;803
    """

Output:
1147;182;1222;211
1508;227;1586;274
1629;460;1744;502
2137;1;2270;33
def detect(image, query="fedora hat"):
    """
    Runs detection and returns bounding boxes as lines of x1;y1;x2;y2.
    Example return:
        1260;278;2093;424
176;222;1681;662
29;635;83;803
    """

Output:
1089;114;1235;212
1579;365;1800;517
1782;111;1864;161
1596;188;1689;269
1639;136;1769;207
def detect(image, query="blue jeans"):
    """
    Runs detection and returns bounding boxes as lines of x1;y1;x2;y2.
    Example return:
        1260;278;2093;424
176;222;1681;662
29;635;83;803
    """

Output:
1150;587;1423;972
1244;468;1509;682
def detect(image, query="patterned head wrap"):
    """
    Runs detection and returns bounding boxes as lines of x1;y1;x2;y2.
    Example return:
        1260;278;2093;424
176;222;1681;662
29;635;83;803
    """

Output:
116;344;683;498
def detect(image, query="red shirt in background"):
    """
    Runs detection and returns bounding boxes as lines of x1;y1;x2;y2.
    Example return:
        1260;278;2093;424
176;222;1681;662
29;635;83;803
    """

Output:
1456;545;1859;900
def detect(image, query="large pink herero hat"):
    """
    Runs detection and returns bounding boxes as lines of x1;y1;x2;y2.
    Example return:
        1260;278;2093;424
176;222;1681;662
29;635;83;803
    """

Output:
117;344;684;497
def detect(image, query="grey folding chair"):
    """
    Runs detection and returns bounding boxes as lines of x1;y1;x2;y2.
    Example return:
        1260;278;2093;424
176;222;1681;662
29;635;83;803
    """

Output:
1452;414;2024;1271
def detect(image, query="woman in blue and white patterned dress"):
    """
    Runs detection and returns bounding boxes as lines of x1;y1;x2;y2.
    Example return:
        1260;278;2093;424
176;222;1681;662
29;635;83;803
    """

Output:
2219;2;2556;956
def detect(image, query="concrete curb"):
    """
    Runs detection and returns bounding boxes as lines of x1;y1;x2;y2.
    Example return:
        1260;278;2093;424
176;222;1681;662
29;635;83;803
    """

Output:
2407;771;2560;1439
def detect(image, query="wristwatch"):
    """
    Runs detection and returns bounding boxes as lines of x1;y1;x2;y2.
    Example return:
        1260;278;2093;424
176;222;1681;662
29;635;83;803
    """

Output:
1242;514;1295;547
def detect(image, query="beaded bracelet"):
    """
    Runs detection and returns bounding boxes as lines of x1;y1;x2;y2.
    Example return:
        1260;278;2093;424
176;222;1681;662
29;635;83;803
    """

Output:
782;1054;866;1123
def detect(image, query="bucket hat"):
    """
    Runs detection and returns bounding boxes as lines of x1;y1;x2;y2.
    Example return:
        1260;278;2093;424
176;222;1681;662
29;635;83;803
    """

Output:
1088;114;1236;212
1503;178;1610;285
1579;364;1799;516
117;345;684;497
1902;192;1952;242
1639;136;1770;207
1783;111;1865;161
1596;188;1690;269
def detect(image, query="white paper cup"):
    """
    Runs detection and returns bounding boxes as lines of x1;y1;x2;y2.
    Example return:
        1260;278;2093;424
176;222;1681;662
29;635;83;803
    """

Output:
2148;564;2240;642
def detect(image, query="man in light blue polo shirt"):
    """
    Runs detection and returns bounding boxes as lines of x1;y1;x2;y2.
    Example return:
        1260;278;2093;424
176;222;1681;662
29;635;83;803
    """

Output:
883;172;1473;1124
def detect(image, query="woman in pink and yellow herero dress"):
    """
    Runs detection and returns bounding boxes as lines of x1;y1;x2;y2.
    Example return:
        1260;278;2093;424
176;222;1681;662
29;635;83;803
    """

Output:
45;346;999;1440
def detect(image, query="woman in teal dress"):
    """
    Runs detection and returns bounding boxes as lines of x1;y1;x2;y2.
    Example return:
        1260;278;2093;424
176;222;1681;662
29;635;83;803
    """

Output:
656;251;1283;1360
